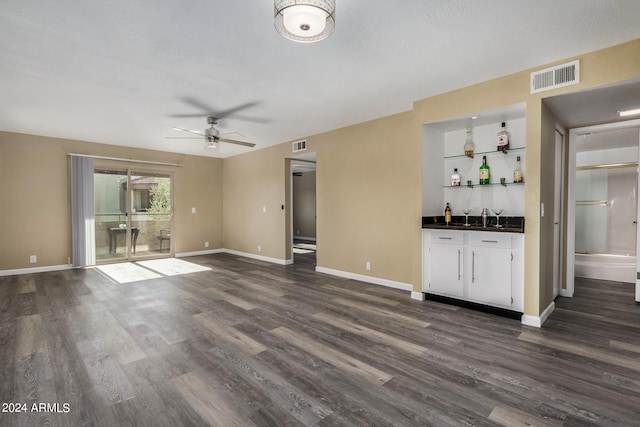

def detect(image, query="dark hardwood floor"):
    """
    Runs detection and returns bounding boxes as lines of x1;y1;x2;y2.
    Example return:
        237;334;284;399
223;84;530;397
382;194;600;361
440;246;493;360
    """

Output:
1;253;639;426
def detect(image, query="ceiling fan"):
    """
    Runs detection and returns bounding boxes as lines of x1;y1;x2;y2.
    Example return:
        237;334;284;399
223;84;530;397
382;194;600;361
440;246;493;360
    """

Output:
168;116;256;149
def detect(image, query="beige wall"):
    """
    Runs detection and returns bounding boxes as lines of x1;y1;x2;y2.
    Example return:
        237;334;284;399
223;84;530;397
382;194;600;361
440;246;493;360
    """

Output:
0;132;223;270
292;171;316;239
3;39;640;320
222;142;291;261
222;38;640;318
315;112;418;284
222;111;418;284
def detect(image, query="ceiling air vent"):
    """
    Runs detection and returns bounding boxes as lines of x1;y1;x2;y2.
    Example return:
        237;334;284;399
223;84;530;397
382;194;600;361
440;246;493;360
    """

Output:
292;139;307;153
530;60;579;94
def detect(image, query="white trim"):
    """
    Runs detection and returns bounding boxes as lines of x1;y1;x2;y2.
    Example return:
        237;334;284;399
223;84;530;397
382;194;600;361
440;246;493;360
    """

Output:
0;264;73;277
176;248;225;258
411;291;425;301
521;301;555;328
222;249;292;265
559;288;573;297
69;153;182;167
315;266;412;292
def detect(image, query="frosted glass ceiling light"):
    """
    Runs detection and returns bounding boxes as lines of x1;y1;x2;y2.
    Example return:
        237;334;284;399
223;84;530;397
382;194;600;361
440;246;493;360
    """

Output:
274;0;335;43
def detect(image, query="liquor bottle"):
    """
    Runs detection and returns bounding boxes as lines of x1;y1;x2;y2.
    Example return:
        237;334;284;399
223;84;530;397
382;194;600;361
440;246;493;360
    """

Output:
445;203;452;225
479;156;490;184
464;126;475;156
497;122;509;151
451;168;461;186
513;155;524;183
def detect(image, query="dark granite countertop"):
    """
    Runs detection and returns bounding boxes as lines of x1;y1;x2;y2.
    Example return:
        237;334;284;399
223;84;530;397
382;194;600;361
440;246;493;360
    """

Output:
422;216;525;233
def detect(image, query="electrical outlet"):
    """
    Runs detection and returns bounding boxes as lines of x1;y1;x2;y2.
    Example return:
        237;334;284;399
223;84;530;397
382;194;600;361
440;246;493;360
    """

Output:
258;245;261;252
204;241;209;248
192;207;196;214
29;255;37;264
366;261;371;271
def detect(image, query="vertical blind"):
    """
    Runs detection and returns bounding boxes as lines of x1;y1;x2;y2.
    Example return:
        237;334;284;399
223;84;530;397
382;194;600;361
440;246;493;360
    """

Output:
70;155;96;267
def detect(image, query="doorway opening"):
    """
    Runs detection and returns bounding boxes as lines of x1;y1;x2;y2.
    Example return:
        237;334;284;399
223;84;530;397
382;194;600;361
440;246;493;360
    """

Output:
289;154;317;267
567;122;640;300
94;168;174;263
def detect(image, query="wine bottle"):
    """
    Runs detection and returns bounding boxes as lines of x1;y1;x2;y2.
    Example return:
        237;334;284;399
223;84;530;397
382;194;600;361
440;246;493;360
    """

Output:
479;155;490;185
464;126;475;156
445;202;452;225
451;168;461;186
513;155;523;183
497;122;509;151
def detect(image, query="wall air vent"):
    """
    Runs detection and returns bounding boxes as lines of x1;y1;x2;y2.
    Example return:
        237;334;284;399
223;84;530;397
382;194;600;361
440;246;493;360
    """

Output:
292;139;307;153
530;60;580;94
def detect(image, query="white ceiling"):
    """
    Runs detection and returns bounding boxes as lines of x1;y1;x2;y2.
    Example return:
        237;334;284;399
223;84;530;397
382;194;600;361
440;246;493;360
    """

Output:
1;0;640;158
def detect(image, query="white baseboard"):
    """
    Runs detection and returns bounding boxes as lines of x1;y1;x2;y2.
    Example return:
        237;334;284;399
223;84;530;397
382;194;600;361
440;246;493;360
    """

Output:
176;248;225;258
222;249;292;266
315;266;412;292
559;288;573;297
411;291;425;301
0;264;73;277
521;301;555;328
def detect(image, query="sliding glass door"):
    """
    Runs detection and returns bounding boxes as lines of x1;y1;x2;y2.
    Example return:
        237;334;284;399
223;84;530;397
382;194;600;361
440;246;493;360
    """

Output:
94;169;129;261
129;171;173;258
94;168;173;263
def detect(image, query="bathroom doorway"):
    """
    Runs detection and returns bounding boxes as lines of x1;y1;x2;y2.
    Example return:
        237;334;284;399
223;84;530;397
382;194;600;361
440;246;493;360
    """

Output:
567;122;640;299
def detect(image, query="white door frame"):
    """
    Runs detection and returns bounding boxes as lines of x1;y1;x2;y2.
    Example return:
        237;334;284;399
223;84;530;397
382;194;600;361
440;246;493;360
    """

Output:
566;118;640;298
553;129;564;299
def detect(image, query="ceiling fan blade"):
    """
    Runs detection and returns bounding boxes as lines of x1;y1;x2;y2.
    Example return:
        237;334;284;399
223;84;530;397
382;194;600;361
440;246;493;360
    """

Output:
165;137;203;139
216;101;259;119
217;137;256;148
173;127;205;136
219;132;245;139
171;97;262;121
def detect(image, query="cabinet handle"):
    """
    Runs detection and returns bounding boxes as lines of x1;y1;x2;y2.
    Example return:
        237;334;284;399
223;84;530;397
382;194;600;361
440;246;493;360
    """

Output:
481;240;498;243
472;251;475;283
438;237;452;240
457;249;461;280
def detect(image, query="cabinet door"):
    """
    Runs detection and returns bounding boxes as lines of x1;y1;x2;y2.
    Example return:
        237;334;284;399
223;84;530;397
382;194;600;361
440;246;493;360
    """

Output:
468;248;512;307
428;244;464;297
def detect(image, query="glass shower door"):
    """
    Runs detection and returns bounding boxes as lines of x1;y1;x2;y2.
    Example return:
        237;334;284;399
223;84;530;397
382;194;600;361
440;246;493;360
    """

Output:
575;165;637;256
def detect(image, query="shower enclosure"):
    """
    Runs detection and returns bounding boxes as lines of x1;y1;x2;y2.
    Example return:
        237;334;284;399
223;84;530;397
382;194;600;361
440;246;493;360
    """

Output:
574;164;637;283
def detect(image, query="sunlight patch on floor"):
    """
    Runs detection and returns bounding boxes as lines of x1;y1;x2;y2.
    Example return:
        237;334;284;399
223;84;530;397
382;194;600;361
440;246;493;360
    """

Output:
96;258;211;283
137;258;211;276
96;263;162;284
293;242;316;254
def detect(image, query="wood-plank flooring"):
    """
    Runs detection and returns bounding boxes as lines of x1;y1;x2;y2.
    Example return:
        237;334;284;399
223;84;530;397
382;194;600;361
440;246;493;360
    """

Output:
1;253;639;426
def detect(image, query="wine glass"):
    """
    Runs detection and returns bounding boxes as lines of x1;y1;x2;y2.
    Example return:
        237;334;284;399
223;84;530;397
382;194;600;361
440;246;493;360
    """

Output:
492;208;504;228
461;208;472;227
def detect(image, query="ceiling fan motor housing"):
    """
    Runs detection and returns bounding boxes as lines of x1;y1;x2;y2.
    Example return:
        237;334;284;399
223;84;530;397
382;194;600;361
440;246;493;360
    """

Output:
205;127;220;141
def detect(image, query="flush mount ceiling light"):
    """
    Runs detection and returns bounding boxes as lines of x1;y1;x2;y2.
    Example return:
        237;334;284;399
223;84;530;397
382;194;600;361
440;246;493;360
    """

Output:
274;0;335;43
619;108;640;117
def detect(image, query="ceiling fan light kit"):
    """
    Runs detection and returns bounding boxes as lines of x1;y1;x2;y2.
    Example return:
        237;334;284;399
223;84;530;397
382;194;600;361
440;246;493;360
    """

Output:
169;116;256;149
274;0;335;43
